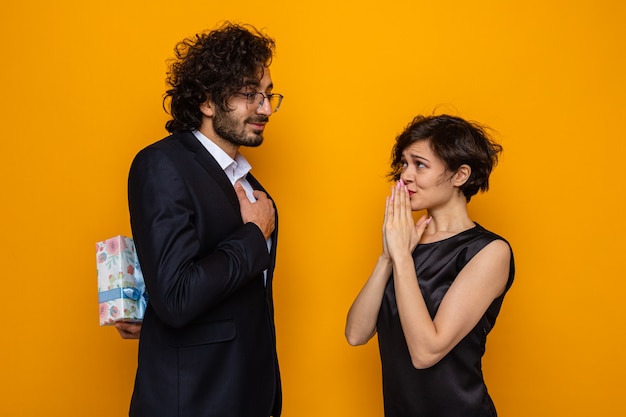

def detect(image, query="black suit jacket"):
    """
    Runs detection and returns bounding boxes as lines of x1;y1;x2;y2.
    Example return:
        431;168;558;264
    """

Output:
127;131;281;417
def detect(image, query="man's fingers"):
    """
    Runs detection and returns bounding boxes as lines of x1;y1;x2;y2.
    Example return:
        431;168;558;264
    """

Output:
236;184;271;204
252;189;268;201
115;322;141;339
235;182;250;202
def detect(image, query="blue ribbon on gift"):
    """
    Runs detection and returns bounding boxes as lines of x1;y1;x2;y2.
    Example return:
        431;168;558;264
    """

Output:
98;287;142;303
98;286;149;318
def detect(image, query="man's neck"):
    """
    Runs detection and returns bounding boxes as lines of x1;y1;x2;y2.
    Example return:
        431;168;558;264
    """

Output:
197;126;239;159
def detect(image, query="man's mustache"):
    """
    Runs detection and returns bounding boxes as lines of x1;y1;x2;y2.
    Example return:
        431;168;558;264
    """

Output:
246;116;269;124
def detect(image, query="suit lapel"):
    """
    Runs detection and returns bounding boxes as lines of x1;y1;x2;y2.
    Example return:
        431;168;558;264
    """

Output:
176;131;240;213
177;131;278;280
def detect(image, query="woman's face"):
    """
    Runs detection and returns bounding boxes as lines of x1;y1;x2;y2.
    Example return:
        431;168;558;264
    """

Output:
399;140;458;212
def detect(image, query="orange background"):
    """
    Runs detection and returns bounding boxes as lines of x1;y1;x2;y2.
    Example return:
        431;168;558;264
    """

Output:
1;1;625;416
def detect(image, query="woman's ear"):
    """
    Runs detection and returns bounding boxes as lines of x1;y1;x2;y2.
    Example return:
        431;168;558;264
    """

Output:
199;98;214;117
453;164;471;186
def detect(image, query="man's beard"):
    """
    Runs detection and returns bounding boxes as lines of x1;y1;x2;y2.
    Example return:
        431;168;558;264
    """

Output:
213;107;268;148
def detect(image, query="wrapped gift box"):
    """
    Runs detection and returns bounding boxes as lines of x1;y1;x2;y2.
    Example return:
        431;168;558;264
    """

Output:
96;235;147;326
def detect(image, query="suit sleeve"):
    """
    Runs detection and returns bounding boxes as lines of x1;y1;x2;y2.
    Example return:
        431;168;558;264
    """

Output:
128;146;270;328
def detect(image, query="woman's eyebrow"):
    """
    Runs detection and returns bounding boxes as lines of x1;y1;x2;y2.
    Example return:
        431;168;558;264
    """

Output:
407;153;430;162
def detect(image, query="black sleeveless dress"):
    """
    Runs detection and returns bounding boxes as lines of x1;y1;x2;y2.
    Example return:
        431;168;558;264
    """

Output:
377;224;515;417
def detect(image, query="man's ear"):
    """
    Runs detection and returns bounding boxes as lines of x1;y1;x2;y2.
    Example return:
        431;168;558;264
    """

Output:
199;98;214;117
453;164;471;186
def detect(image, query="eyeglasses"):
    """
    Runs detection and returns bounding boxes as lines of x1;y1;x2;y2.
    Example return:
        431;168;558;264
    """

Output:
234;92;284;113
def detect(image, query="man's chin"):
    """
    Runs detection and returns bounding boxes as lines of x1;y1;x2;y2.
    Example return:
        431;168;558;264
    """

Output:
222;133;264;148
242;133;264;147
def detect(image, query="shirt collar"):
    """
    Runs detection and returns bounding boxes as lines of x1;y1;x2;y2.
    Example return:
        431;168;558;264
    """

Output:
192;130;252;181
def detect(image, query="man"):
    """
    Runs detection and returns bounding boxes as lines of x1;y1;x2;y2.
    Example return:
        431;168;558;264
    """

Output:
126;23;283;417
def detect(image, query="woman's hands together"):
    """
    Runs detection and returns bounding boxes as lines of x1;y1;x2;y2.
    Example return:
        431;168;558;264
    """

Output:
383;180;431;260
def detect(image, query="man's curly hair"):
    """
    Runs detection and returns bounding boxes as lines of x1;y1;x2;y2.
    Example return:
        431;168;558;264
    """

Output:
164;22;276;133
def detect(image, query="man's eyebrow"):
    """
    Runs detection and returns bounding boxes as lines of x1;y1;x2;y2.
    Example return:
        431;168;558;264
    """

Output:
243;80;273;90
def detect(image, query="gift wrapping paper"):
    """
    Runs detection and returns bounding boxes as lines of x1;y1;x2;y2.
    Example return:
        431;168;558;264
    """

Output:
96;235;147;325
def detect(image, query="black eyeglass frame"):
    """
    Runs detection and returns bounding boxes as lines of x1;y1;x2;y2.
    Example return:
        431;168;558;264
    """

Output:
233;92;284;113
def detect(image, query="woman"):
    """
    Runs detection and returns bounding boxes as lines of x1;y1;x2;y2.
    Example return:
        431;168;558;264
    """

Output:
345;114;515;416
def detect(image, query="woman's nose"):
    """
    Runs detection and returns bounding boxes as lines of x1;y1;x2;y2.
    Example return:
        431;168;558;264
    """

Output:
400;170;413;183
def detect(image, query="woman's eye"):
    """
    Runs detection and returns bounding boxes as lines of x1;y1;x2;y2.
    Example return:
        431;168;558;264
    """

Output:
417;162;426;168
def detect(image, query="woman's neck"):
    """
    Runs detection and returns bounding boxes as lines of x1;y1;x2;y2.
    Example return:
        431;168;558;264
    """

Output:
420;204;475;244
